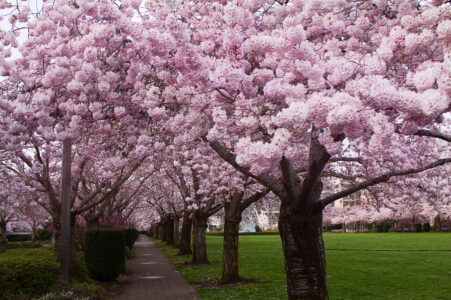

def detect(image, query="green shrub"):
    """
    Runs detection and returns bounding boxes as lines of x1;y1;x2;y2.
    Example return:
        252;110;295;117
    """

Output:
414;223;422;232
0;247;59;299
36;228;53;241
123;228;139;250
423;223;431;232
84;229;125;281
74;251;90;280
6;234;32;242
133;229;139;242
125;246;131;259
6;241;43;249
124;229;135;249
70;279;103;296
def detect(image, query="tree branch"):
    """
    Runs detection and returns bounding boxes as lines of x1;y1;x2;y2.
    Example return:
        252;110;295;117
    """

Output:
414;129;451;143
317;158;451;209
207;139;287;198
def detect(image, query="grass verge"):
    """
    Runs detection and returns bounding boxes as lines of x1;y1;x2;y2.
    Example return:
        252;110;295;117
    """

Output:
154;233;451;300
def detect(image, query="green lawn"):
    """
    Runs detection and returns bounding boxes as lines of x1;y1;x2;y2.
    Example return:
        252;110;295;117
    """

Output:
155;233;451;300
0;247;37;261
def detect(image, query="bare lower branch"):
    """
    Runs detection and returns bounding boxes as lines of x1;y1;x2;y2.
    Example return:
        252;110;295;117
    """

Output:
317;158;451;209
414;129;451;143
207;139;287;198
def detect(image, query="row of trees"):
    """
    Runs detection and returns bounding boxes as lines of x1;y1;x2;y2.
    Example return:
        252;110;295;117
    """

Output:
0;0;450;298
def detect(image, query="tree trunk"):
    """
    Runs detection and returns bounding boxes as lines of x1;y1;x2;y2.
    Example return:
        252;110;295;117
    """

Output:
52;213;77;274
161;221;168;242
173;216;180;247
192;211;209;264
166;217;174;246
278;199;328;300
434;215;441;232
178;212;192;255
0;221;7;253
31;226;36;242
220;203;241;284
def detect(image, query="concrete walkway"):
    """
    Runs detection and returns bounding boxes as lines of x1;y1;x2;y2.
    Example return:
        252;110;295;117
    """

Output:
116;235;201;300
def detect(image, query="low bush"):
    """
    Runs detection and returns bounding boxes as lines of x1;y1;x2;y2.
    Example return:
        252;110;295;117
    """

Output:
0;247;59;299
6;234;32;242
124;229;138;250
84;229;125;281
5;241;43;249
423;223;431;232
125;246;131;259
35;228;53;241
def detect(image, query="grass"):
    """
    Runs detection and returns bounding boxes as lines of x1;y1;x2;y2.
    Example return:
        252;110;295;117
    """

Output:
0;247;38;260
154;233;451;300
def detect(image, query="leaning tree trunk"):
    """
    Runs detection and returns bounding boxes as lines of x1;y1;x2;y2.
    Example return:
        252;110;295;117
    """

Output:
192;211;209;264
173;216;180;247
166;217;174;246
220;200;242;284
0;221;7;253
178;212;192;255
278;197;328;300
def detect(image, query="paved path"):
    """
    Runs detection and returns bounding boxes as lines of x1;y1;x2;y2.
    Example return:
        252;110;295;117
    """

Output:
116;235;201;300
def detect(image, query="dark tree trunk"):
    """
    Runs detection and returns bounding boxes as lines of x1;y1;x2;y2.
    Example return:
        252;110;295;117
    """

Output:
166;217;174;245
0;221;7;253
161;222;168;242
31;226;36;242
220;198;242;284
192;211;209;264
278;193;328;300
173;216;180;247
52;213;77;273
178;211;192;255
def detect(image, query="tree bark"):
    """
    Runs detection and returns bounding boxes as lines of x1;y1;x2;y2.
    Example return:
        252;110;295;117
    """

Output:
192;211;209;264
31;226;36;242
173;216;180;247
434;215;441;232
220;197;242;284
166;217;174;246
0;221;7;253
278;196;328;299
161;221;168;242
178;211;192;255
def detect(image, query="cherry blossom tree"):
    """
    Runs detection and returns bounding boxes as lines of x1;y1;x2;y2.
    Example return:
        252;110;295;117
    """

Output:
141;1;451;297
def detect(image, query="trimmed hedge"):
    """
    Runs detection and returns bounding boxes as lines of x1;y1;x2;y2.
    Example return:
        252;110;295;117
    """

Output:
35;229;53;241
85;229;125;281
125;246;131;259
6;234;32;242
124;229;139;250
0;247;59;299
